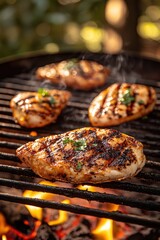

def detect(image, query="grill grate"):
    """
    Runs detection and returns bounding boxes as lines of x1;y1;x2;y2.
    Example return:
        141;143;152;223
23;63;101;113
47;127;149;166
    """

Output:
0;52;160;228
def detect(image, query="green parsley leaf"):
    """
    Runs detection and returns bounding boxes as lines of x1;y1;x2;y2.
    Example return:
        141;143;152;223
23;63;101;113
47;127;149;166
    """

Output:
38;88;56;106
142;116;148;120
38;88;49;97
92;143;98;147
138;99;144;105
73;139;87;151
76;162;83;170
63;138;74;144
120;89;135;106
63;138;87;151
50;96;56;105
63;59;78;70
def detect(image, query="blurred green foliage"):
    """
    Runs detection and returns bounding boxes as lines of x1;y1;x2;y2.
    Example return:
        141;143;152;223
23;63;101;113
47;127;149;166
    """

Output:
0;0;106;58
1;0;159;59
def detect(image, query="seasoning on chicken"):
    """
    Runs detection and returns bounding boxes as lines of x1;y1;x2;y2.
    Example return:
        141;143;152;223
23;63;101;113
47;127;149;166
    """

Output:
10;88;71;128
16;127;146;184
89;83;156;127
36;59;110;91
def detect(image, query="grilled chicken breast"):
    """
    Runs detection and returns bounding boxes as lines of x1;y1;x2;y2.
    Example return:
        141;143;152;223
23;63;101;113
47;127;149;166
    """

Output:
36;59;110;91
89;83;156;127
10;89;71;128
16;127;146;184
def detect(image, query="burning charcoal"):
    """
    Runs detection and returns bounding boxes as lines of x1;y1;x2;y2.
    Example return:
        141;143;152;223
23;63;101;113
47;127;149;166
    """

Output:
126;232;144;240
0;201;36;236
64;218;93;240
35;223;58;240
5;230;24;240
144;229;160;240
42;208;60;223
50;215;93;240
126;228;160;240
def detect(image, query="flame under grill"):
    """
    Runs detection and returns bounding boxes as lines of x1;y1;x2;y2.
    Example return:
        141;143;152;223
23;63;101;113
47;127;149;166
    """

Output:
0;52;160;229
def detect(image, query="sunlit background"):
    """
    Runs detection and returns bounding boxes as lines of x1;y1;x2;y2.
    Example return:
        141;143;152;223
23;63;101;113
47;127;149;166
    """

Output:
0;0;160;59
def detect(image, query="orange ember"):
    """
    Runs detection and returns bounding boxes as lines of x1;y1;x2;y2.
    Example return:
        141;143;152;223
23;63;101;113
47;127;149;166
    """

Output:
0;213;9;235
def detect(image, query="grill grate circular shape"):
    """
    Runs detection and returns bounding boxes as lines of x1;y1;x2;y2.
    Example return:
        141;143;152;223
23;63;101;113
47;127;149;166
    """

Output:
0;52;160;228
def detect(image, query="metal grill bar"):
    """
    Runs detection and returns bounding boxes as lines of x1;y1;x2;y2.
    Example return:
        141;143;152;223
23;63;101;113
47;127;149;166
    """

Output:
0;115;14;121
0;153;20;162
0;193;160;228
0;123;22;129
137;172;160;181
146;161;160;169
0;141;21;148
0;165;36;177
0;131;36;140
0;178;160;211
0;82;38;91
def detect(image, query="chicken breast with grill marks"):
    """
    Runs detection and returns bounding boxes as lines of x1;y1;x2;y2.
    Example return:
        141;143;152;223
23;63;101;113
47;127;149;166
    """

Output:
89;83;156;127
36;59;110;91
10;89;71;128
16;127;146;184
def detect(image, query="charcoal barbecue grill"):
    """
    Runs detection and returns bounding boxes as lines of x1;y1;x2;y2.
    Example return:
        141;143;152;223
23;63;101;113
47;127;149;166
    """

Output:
0;52;160;229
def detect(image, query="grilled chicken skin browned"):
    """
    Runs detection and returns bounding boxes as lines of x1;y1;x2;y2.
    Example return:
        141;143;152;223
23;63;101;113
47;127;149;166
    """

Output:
16;127;146;184
10;89;71;128
89;83;156;127
36;59;110;91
